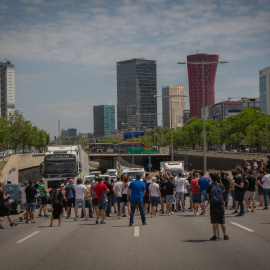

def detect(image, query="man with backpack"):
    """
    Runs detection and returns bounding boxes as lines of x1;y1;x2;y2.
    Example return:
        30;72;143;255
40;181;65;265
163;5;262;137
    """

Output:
207;173;229;241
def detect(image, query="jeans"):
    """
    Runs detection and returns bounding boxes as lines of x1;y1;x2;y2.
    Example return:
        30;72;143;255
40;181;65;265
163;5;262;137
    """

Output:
231;190;235;209
223;190;228;208
81;200;93;217
107;194;114;216
263;188;270;207
235;190;244;214
130;201;146;225
116;197;122;212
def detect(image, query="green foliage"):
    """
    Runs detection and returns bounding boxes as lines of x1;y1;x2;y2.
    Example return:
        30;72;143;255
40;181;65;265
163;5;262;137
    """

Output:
0;117;9;150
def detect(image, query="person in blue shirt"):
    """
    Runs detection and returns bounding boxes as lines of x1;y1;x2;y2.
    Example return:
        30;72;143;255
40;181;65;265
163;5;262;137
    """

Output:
197;171;211;216
127;173;146;226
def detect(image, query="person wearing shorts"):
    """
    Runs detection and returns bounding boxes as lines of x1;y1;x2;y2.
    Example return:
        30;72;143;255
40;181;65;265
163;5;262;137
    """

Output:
207;173;229;241
190;172;200;215
38;178;52;218
119;176;130;218
165;176;175;215
244;171;256;212
148;177;161;217
91;178;99;217
64;179;75;218
25;181;37;223
74;178;89;221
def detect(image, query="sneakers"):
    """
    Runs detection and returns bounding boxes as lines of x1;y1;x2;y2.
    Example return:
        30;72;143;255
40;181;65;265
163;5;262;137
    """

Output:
199;212;205;216
245;209;250;213
44;214;50;218
142;223;147;225
100;221;106;224
89;214;93;218
263;207;268;210
38;214;43;217
84;218;89;221
251;209;255;213
0;224;4;229
10;223;18;227
232;210;238;214
62;215;66;218
19;217;23;222
210;236;217;241
224;235;229;240
74;218;78;221
129;223;133;226
229;207;235;210
236;213;244;217
96;220;99;224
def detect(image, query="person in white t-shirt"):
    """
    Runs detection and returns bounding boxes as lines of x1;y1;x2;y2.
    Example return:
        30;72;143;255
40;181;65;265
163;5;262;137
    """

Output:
262;169;270;210
149;177;161;217
175;172;189;212
74;178;90;221
114;176;123;216
19;181;29;222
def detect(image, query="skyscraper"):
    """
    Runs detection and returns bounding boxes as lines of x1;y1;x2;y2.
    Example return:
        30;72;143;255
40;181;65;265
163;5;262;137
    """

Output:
187;53;219;118
93;105;115;137
117;58;157;131
0;60;15;117
259;67;270;115
162;85;186;129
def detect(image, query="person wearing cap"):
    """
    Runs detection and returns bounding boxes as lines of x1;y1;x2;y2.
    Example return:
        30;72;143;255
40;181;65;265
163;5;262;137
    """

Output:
149;177;161;217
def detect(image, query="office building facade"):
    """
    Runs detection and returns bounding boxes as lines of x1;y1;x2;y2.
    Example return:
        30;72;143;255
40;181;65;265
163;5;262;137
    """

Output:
67;128;77;137
0;60;15;117
183;110;190;123
162;85;186;129
259;67;270;115
187;53;219;118
94;105;115;137
117;58;157;131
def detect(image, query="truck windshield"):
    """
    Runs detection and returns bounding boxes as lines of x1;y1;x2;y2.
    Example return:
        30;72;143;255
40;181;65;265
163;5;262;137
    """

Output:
107;171;117;176
127;171;145;179
44;154;77;174
168;169;184;176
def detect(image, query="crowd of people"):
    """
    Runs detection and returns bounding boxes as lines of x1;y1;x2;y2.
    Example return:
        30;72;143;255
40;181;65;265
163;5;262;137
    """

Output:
1;156;270;240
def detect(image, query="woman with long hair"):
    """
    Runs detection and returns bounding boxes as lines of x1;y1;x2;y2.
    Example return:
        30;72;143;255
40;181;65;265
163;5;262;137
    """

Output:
50;184;64;227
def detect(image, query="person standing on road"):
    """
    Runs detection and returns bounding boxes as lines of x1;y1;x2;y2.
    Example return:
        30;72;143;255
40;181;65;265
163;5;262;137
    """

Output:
91;175;99;218
0;182;17;228
25;180;37;223
127;173;146;226
119;176;130;218
74;178;90;221
165;176;176;215
232;170;245;216
190;172;200;215
159;175;167;214
64;178;75;218
50;184;64;227
104;176;115;217
197;171;211;216
94;178;109;224
244;171;257;212
175;172;189;212
220;172;230;209
261;169;270;209
257;170;265;207
114;176;122;216
81;179;93;218
19;181;29;222
207;173;229;241
148;177;161;217
38;178;52;218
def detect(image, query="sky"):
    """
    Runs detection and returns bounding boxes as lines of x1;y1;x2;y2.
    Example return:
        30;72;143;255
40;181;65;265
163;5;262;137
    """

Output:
0;0;270;138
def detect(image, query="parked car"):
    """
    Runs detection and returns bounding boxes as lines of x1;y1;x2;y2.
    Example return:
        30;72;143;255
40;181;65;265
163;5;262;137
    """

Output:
4;184;23;214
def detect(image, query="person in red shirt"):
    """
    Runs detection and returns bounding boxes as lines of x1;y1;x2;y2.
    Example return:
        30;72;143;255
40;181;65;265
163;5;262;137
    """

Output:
190;172;200;215
94;178;109;224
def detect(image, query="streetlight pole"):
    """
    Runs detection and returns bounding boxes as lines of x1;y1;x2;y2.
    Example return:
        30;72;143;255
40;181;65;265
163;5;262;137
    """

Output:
178;60;228;172
148;113;151;172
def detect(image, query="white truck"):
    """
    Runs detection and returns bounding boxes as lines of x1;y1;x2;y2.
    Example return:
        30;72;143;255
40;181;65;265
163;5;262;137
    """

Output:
40;145;89;188
160;161;184;176
125;168;145;180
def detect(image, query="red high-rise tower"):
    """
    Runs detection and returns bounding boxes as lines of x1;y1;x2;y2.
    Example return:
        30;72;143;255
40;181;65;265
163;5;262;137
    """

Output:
187;53;219;118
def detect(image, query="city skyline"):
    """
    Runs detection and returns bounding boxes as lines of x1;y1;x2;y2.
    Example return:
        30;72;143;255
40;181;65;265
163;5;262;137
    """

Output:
0;0;269;136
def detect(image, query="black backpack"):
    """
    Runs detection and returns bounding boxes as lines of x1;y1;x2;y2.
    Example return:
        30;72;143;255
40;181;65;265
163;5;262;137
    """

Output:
210;183;223;204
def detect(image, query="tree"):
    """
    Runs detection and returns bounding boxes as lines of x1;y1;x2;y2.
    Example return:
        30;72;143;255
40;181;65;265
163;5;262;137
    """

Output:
0;116;9;150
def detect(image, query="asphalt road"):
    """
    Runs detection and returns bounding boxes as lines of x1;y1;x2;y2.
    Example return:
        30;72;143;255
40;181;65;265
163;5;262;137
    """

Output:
1;203;270;270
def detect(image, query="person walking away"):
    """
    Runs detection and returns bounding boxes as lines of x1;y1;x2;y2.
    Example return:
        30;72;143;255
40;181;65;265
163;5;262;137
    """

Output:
104;176;115;217
207;173;229;240
175;172;189;212
119;176;130;218
0;182;17;227
257;170;265;207
261;169;270;209
25;180;37;223
90;176;99;218
149;177;161;217
143;175;151;214
190;172;200;215
50;184;64;227
220;172;229;209
232;170;245;216
81;179;93;218
64;178;75;218
127;173;146;226
197;171;211;215
229;173;236;210
244;171;257;212
165;176;176;215
187;171;194;211
94;178;109;224
19;181;29;222
114;176;122;216
159;176;167;214
74;178;90;221
38;178;52;217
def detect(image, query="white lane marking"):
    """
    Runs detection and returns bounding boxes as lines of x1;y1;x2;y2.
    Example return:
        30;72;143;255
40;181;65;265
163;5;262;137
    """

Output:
16;231;40;243
230;222;254;232
134;226;139;237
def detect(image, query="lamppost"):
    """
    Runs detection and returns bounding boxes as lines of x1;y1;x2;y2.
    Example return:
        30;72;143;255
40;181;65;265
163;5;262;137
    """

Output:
154;94;187;161
178;60;228;171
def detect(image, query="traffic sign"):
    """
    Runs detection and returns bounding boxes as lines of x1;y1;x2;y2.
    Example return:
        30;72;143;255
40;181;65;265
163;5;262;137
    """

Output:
147;163;152;168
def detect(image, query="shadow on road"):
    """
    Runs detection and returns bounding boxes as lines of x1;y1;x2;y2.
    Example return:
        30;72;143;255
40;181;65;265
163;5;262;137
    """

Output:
182;239;207;243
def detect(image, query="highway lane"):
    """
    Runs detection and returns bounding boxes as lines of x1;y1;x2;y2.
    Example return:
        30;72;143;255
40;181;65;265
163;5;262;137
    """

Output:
1;206;270;270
